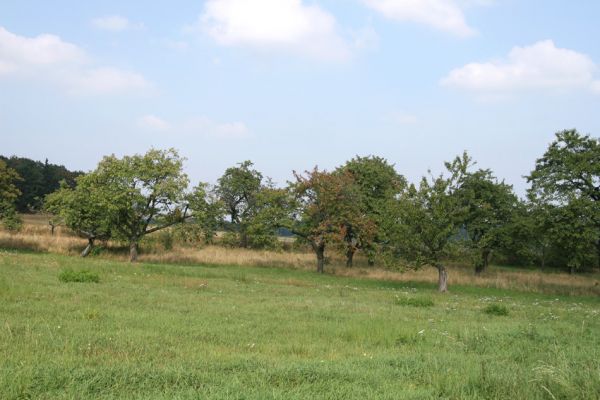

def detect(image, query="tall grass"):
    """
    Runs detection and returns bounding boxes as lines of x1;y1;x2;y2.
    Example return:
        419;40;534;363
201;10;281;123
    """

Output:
2;220;600;296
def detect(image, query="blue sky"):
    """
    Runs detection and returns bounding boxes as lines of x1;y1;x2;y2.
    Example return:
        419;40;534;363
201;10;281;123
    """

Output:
1;0;599;195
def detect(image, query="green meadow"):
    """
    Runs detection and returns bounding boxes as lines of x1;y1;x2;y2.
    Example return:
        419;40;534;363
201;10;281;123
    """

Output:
1;251;599;399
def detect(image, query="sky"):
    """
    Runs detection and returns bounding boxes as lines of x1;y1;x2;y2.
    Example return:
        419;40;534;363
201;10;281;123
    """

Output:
1;0;599;195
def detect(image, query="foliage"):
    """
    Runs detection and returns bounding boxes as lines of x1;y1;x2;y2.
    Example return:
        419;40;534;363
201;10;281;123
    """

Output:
244;187;290;250
91;149;193;261
384;153;469;291
527;129;600;203
157;230;174;251
0;155;81;212
455;159;519;274
287;168;374;272
0;160;23;231
44;176;114;247
527;130;600;270
215;160;263;247
336;156;406;266
187;183;224;244
58;268;100;283
546;199;598;272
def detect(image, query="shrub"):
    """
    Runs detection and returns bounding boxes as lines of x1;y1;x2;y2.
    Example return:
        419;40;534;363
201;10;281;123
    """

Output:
90;246;105;256
220;232;240;248
0;205;22;232
484;304;509;316
158;230;174;251
396;296;434;308
173;224;205;245
59;268;100;283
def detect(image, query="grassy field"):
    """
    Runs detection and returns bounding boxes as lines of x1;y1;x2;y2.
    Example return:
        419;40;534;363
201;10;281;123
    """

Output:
1;251;599;399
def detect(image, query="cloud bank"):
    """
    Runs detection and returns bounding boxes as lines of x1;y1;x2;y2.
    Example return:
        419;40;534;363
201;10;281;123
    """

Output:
197;0;350;61
442;40;600;95
0;26;149;95
362;0;476;37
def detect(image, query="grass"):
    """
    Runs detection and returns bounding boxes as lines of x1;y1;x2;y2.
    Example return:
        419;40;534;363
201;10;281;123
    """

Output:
483;304;510;316
58;268;100;283
2;227;600;297
1;251;599;399
395;296;435;307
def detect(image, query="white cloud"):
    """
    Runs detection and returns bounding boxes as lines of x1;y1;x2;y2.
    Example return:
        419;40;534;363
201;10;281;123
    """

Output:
362;0;475;37
0;26;85;70
0;26;150;95
92;15;143;32
137;115;250;139
137;115;171;131
441;40;600;95
197;0;350;60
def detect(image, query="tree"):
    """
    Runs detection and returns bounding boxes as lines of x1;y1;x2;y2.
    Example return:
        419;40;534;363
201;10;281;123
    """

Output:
0;160;22;231
456;166;519;274
89;149;192;261
549;199;598;273
337;156;406;267
244;186;291;250
502;199;553;269
215;161;263;247
186;183;224;244
0;155;81;212
44;176;114;257
527;129;600;268
286;168;372;273
387;155;467;292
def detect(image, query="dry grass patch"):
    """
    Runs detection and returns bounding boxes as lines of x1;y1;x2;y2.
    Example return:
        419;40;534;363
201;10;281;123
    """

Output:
2;223;600;296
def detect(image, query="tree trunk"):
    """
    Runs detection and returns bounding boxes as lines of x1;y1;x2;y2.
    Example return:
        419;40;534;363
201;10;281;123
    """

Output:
346;247;355;268
436;264;448;293
81;238;94;258
541;247;546;270
597;239;600;272
474;260;484;276
475;249;491;275
129;241;139;262
312;241;325;273
240;231;248;248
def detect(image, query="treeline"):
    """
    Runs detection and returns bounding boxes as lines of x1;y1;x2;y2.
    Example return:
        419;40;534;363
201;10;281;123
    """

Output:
0;155;82;212
0;129;598;292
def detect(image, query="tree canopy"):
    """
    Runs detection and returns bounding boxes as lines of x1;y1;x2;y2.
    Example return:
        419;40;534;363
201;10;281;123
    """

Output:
0;160;22;230
391;162;466;292
337;156;406;267
0;155;81;212
286;168;374;273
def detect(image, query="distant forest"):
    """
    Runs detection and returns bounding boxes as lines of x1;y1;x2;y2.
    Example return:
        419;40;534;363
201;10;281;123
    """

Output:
0;155;82;212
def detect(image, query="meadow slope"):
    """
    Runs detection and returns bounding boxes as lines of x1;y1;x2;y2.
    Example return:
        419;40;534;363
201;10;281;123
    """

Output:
1;251;599;399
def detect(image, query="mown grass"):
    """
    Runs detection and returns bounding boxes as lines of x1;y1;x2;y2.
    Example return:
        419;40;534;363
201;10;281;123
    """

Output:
1;250;599;399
